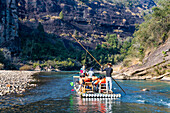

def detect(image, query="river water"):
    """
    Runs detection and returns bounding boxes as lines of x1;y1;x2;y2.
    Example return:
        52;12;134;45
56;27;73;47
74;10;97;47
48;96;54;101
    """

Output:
0;72;169;113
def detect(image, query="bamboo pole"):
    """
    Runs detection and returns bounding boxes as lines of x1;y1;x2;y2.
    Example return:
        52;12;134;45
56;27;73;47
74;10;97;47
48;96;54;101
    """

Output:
70;33;102;66
70;32;126;95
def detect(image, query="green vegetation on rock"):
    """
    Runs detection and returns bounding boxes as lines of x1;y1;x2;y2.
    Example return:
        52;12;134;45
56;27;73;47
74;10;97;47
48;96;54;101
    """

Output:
0;63;4;70
125;0;169;63
19;22;132;70
0;49;5;64
1;0;168;72
59;11;64;20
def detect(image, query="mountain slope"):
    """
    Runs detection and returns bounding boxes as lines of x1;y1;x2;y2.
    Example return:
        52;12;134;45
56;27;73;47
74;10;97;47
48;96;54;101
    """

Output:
0;0;158;69
18;0;156;46
0;0;156;50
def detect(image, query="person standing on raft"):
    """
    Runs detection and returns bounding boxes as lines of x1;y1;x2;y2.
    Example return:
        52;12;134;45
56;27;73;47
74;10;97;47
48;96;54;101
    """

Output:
101;63;113;93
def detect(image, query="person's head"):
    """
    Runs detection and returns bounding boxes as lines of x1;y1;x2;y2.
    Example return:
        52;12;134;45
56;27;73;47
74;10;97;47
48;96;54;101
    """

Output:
90;67;94;71
107;63;112;68
92;74;96;77
82;65;85;69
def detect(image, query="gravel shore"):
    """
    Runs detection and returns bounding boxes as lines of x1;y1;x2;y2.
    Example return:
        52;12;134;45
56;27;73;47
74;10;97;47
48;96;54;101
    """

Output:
0;71;40;96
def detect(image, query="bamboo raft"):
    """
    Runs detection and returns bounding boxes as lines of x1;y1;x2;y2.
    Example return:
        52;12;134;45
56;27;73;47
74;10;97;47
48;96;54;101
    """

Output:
73;76;121;98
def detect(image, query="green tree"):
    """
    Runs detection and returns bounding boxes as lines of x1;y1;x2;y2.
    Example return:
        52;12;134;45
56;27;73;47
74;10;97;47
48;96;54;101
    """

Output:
131;0;169;59
59;11;64;20
107;34;119;49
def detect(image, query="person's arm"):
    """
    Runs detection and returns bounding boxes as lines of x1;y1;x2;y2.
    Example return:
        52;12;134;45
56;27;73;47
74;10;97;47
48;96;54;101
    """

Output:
101;66;106;72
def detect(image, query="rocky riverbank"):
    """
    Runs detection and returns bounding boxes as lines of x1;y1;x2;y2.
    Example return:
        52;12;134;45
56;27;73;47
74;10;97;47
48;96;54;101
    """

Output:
0;71;40;96
95;71;170;81
111;38;170;81
112;72;170;81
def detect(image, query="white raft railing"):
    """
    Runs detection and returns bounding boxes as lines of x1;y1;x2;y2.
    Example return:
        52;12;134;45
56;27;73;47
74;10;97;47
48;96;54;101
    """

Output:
81;93;121;98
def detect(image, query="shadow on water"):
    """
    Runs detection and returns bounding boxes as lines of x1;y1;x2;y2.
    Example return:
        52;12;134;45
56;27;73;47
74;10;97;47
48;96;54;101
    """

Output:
0;72;169;113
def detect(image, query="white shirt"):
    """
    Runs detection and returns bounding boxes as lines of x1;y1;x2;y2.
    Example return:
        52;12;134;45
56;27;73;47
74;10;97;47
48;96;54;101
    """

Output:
88;71;94;78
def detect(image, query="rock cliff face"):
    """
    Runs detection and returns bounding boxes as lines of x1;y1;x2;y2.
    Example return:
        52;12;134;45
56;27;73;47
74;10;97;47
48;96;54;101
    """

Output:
0;0;156;51
119;39;170;80
18;0;156;39
0;0;19;54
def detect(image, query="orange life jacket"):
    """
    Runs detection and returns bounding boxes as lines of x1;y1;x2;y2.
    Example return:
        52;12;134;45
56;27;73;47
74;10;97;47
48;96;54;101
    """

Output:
94;79;100;85
84;76;90;82
100;78;106;84
92;76;98;81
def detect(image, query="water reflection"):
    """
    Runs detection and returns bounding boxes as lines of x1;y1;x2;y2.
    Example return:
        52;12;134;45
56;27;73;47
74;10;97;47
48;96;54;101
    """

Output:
72;95;121;113
69;94;169;113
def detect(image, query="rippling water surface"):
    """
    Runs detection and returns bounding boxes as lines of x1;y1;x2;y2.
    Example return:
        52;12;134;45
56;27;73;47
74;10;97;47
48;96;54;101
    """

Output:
0;72;169;113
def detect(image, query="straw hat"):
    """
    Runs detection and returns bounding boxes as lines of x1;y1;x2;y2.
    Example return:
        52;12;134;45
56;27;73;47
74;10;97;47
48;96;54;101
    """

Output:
107;63;112;66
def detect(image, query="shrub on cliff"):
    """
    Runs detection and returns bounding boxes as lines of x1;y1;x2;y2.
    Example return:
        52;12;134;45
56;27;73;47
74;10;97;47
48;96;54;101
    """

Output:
124;0;169;66
33;61;40;69
0;63;4;70
19;65;33;71
0;49;5;64
59;11;64;19
132;0;169;53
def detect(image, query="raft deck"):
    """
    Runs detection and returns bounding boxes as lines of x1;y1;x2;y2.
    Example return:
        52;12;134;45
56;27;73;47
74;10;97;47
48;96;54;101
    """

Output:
73;76;121;98
81;93;121;98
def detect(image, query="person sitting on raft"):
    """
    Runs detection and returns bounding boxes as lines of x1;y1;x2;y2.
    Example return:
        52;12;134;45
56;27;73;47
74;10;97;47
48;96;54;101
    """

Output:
87;67;94;82
93;76;106;85
78;74;86;91
92;75;98;81
80;65;86;74
79;75;84;85
93;76;106;92
84;73;90;82
101;63;113;93
93;76;102;92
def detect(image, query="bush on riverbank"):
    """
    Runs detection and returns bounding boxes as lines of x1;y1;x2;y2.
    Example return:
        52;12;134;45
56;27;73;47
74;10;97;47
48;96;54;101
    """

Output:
0;49;16;70
0;50;5;70
0;49;5;64
32;59;81;71
0;63;4;70
20;65;33;71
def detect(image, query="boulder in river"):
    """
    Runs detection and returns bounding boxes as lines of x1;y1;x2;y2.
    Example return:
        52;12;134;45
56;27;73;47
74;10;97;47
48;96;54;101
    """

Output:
141;88;150;91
